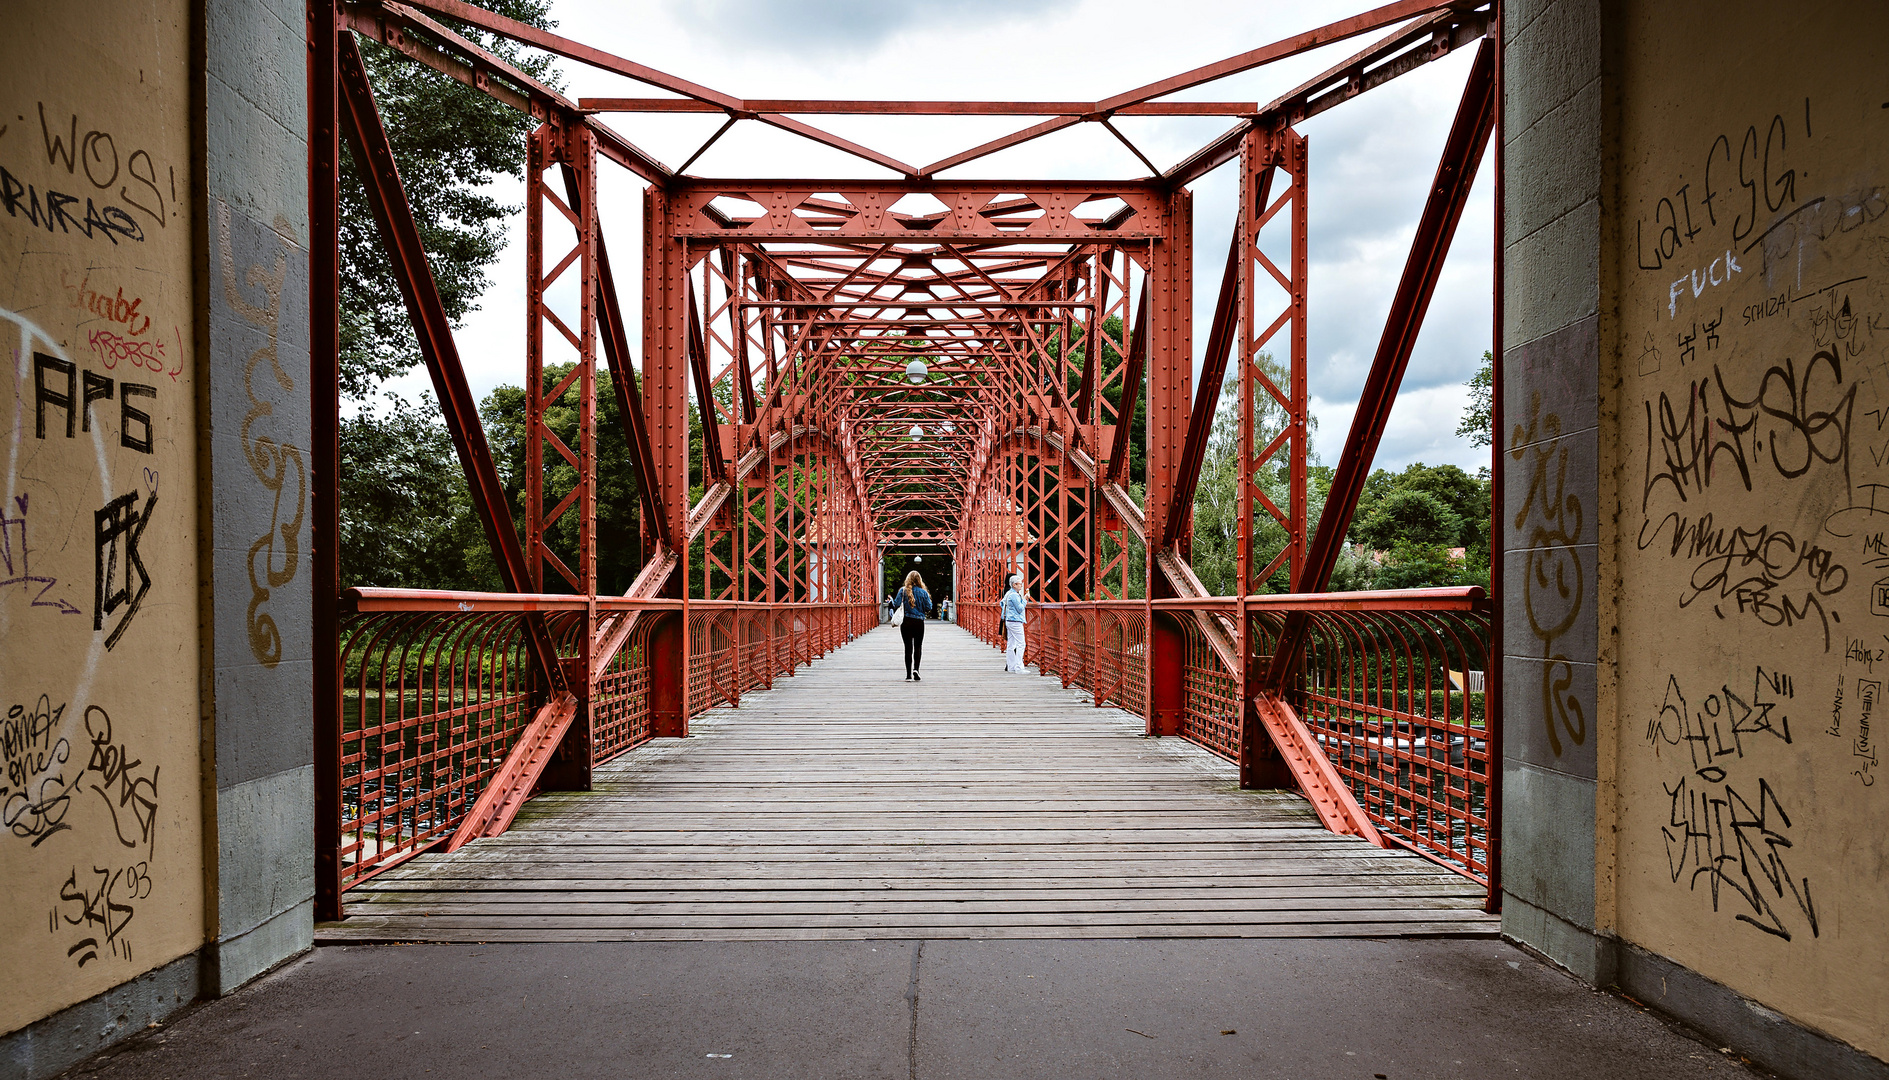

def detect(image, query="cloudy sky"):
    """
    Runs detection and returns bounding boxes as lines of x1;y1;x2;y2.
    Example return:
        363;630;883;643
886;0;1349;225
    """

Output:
390;0;1494;474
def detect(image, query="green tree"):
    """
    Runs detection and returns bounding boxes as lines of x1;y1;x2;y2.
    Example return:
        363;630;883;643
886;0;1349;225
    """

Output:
1355;489;1462;551
481;364;647;595
1327;541;1379;592
336;2;563;591
1189;353;1320;596
1396;462;1487;548
1375;539;1487;590
1348;468;1405;542
1348;461;1490;552
338;0;561;399
1456;349;1494;449
339;393;499;590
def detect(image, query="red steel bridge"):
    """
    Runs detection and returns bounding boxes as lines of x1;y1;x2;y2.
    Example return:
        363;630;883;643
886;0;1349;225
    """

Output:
310;0;1501;924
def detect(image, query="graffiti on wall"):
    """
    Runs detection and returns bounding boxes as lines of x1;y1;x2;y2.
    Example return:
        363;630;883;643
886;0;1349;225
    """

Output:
1;67;197;1021
1647;666;1818;940
1625;86;1887;959
217;200;304;668
1513;393;1588;758
3;690;162;967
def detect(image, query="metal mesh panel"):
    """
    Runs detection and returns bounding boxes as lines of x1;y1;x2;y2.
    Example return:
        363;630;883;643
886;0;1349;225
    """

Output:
593;617;655;763
338;611;535;888
1292;607;1494;884
1181;616;1241;762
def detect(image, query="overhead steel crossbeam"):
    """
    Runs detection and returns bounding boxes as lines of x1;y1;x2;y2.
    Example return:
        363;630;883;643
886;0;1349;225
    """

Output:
311;0;1499;919
369;0;1480;182
677;234;1131;536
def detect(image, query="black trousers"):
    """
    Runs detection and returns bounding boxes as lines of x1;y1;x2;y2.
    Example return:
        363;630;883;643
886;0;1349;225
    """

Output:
901;617;925;673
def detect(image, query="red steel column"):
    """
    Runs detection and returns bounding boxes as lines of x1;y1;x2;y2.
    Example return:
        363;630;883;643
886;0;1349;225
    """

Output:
1286;130;1308;589
1235;128;1304;785
541;126;599;789
524;126;548;591
646;186;689;736
1145;189;1191;736
575;128;599;603
1234;127;1309;597
309;0;342;922
1236;129;1259;785
1486;18;1506;914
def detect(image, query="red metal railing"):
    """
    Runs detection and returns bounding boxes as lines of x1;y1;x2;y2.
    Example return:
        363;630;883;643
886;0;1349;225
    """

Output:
688;607;740;715
1016;604;1150;718
332;590;877;893
1179;613;1243;760
979;589;1494;899
593;614;655;762
683;602;870;714
337;607;540;886
1278;595;1494;883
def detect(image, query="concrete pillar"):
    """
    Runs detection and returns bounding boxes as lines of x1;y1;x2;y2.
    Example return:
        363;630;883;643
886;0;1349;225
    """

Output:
1503;1;1889;1073
1499;0;1606;982
199;0;315;994
0;2;313;1075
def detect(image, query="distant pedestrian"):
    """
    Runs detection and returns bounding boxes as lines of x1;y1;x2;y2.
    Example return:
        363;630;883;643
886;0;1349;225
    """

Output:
1002;575;1028;673
895;570;933;680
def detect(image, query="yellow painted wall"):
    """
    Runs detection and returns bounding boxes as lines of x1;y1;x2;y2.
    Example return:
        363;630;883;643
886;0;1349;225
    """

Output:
1610;0;1889;1057
0;0;203;1036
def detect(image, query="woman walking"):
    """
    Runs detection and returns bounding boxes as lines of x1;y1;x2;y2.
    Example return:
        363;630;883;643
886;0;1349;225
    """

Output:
894;570;932;681
1002;574;1028;673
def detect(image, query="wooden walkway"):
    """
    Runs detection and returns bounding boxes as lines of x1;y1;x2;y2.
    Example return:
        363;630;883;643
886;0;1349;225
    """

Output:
320;623;1496;942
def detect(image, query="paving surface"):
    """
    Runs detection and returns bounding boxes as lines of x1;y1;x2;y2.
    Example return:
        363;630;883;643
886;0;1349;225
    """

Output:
325;623;1492;942
60;938;1767;1080
99;625;1745;1078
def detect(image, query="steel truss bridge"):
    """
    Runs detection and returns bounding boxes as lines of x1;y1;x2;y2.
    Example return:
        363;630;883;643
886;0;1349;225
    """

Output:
310;0;1501;923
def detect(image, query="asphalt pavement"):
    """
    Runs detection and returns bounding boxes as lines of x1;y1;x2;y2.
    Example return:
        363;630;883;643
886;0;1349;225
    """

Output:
56;936;1768;1080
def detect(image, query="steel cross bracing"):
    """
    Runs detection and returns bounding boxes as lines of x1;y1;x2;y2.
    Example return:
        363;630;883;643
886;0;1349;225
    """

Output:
309;0;1502;921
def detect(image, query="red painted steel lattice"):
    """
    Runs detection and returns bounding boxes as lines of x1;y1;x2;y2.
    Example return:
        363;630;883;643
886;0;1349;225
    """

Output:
593;616;655;763
1290;600;1495;883
1181;616;1243;761
309;0;1502;918
337;610;536;888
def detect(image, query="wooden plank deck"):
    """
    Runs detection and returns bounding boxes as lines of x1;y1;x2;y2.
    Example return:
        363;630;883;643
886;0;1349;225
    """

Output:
320;622;1497;942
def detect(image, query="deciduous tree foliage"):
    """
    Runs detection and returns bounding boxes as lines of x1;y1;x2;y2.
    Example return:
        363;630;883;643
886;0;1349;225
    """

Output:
1345;464;1492;591
337;1;561;588
338;0;560;399
1456;349;1494;449
1185;349;1495;595
339;394;497;590
1355;488;1463;550
482;364;647;595
1188;353;1322;597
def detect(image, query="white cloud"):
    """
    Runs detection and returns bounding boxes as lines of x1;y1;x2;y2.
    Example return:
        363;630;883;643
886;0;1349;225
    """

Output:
668;0;1060;56
1313;383;1488;476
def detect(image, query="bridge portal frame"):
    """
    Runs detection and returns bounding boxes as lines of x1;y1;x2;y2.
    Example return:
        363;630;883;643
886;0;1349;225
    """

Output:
308;0;1502;921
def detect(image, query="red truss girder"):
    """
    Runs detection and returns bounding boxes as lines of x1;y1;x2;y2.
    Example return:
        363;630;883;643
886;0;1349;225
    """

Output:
668;232;1154;540
312;0;1501;919
1237;127;1310;592
335;31;566;691
671;183;1168;242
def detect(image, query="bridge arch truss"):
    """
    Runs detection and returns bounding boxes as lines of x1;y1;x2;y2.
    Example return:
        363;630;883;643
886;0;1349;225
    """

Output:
311;0;1501;920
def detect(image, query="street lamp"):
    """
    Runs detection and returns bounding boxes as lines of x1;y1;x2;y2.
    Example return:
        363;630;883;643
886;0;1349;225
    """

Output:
904;358;928;384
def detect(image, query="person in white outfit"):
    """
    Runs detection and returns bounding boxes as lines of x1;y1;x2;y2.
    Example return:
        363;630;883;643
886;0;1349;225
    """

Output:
1002;575;1028;673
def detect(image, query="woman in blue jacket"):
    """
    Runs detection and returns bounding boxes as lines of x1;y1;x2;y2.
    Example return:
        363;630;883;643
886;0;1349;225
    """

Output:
894;570;932;680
